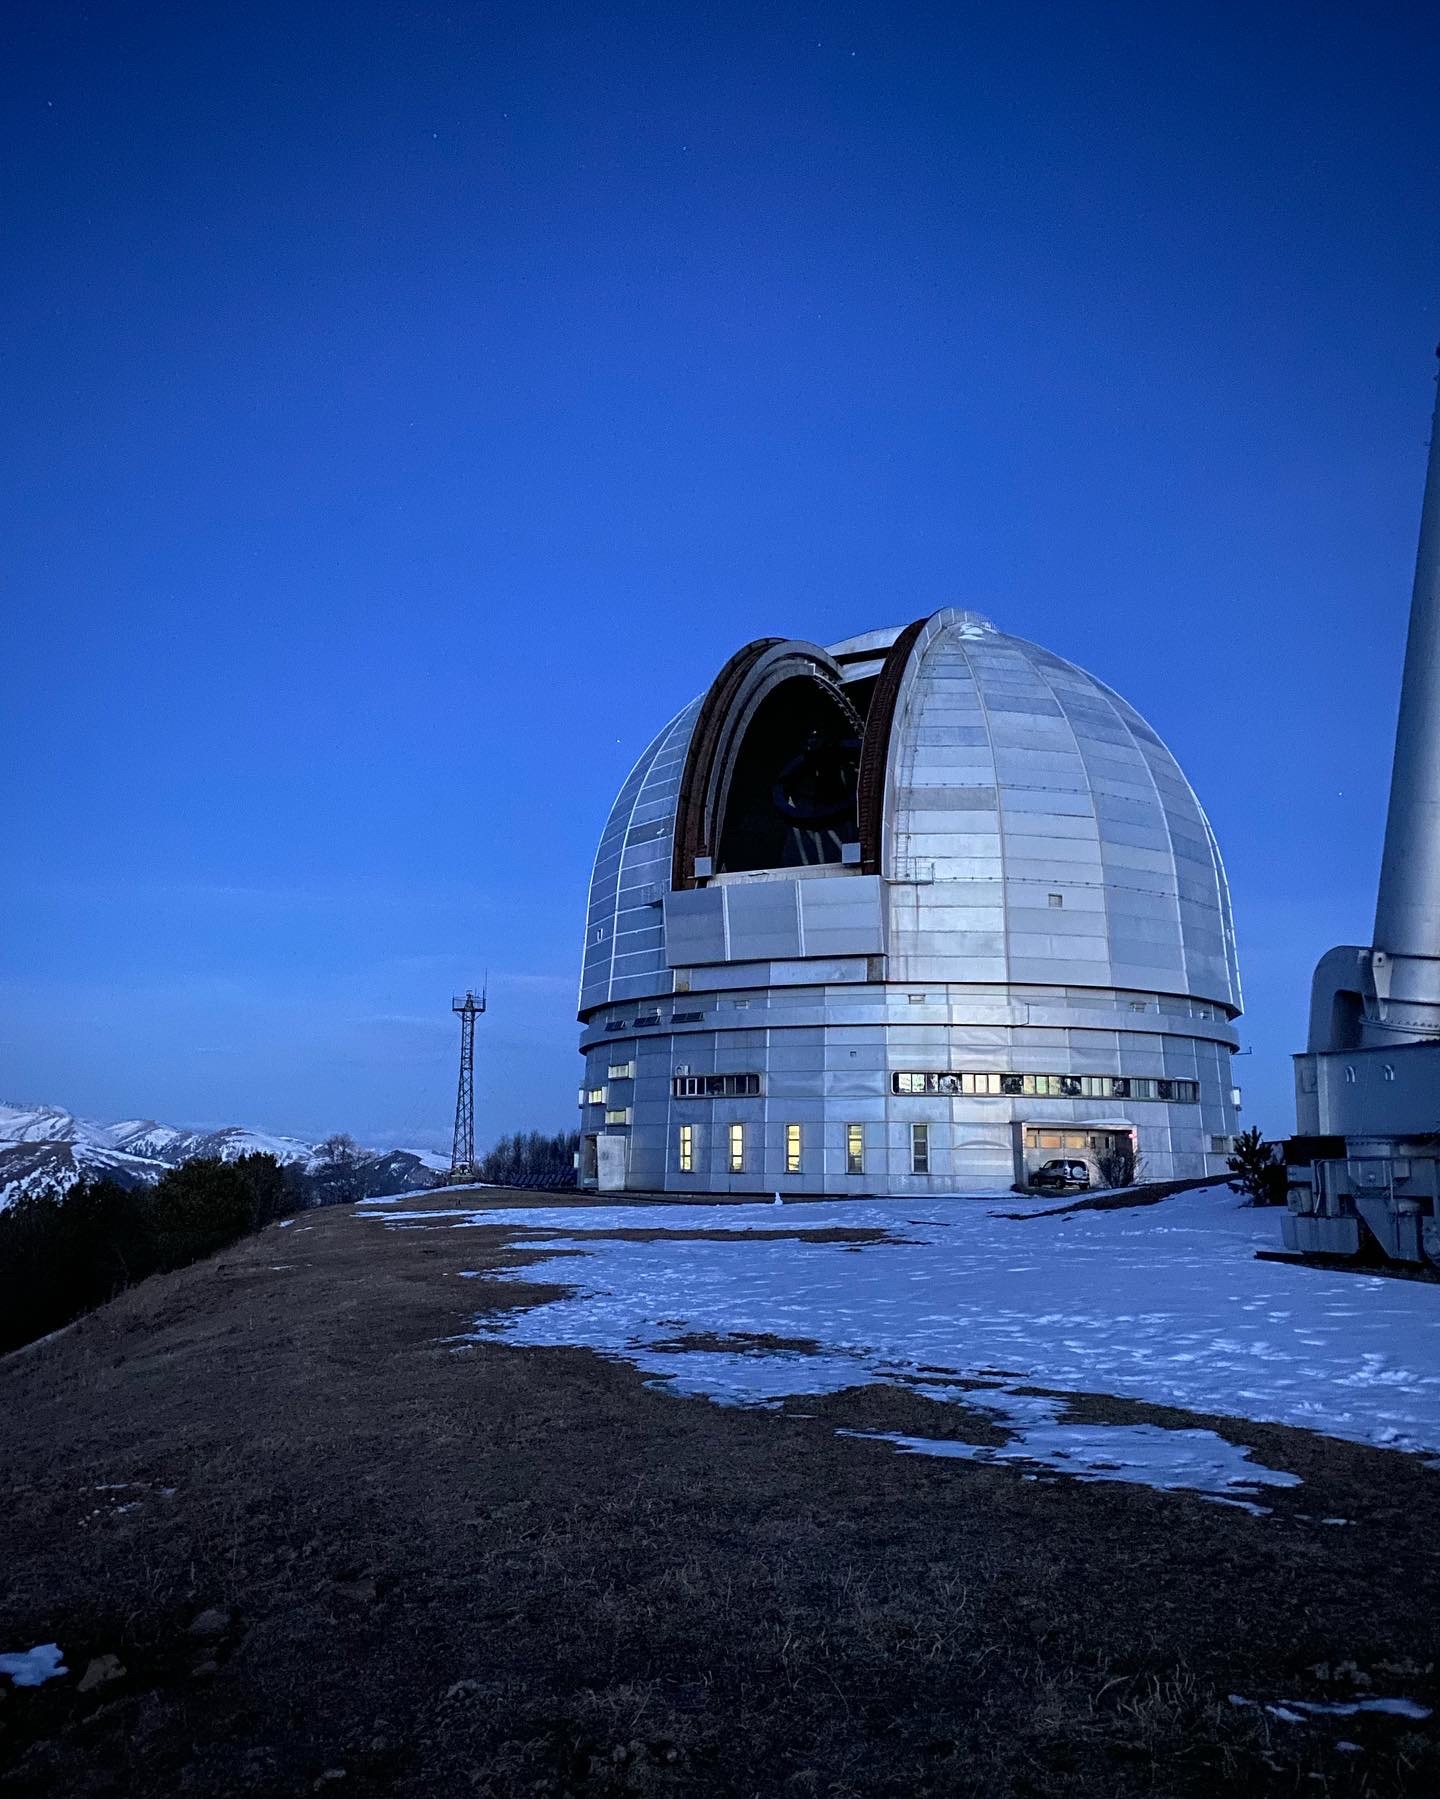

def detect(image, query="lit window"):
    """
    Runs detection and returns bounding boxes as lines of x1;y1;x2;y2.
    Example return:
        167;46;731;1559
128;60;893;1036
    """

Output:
846;1124;864;1175
785;1123;802;1174
604;1107;631;1126
586;1086;607;1105
677;1124;693;1172
728;1123;744;1174
607;1061;635;1081
911;1123;929;1175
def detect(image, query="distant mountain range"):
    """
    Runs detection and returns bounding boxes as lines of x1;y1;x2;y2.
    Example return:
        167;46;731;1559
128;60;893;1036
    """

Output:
0;1102;448;1210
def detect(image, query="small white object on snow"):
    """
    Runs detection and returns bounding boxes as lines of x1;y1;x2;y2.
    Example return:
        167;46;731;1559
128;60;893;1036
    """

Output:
0;1644;67;1687
773;1193;783;1206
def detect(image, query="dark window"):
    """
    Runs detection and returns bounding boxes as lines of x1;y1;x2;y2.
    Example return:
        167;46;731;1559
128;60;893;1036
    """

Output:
911;1124;930;1175
1000;1074;1024;1096
672;1010;704;1023
846;1124;864;1175
634;1012;660;1027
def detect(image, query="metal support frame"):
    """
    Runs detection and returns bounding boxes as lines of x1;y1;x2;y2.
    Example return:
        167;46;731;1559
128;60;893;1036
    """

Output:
450;986;487;1179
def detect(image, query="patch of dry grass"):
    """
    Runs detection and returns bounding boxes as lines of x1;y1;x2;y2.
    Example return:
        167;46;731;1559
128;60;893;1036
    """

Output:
1;1194;1437;1797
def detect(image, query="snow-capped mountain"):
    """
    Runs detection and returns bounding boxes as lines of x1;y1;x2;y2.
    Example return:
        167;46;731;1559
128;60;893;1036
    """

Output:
0;1104;110;1145
0;1102;446;1210
108;1119;318;1166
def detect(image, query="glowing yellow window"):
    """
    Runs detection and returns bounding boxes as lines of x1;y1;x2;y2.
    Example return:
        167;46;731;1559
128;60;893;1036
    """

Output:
728;1123;744;1174
785;1123;802;1174
677;1124;693;1173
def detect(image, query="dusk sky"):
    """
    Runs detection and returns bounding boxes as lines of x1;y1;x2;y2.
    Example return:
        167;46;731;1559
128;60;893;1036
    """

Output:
3;0;1438;1152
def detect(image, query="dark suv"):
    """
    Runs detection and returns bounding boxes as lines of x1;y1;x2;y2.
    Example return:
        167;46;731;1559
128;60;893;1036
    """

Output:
1031;1158;1091;1194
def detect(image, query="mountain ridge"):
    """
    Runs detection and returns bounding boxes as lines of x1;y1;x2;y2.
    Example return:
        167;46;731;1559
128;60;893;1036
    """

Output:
0;1100;447;1209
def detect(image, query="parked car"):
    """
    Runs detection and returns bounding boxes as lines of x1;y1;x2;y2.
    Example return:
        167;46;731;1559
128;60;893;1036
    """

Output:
1031;1158;1091;1194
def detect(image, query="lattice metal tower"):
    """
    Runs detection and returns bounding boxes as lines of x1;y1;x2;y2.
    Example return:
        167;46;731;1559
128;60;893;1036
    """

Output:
450;985;487;1179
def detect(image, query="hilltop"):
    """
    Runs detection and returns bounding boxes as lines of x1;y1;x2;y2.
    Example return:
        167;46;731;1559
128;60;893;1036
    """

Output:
1;1191;1438;1797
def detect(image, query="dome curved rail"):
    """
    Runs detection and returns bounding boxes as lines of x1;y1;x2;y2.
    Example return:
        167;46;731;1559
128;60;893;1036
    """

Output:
855;614;930;876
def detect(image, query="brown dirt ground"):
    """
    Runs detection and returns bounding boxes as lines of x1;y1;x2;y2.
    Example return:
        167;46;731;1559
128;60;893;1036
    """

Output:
2;1191;1439;1798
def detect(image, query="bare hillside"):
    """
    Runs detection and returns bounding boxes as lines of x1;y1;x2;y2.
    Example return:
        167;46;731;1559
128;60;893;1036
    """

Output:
1;1194;1437;1798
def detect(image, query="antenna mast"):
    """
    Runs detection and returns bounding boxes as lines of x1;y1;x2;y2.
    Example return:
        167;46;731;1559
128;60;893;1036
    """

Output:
450;983;487;1181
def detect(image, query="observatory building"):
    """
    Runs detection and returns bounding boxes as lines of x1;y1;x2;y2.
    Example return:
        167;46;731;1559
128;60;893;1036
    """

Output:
577;609;1242;1194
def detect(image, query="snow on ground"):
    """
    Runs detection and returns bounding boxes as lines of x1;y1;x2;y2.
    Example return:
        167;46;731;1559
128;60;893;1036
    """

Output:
0;1645;67;1687
1230;1694;1432;1724
838;1397;1303;1516
360;1186;1440;1507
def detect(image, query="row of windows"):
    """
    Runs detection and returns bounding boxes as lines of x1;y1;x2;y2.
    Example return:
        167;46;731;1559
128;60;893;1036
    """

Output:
891;1071;1200;1102
677;1121;872;1176
597;1069;1203;1106
671;1073;763;1097
672;1123;1229;1176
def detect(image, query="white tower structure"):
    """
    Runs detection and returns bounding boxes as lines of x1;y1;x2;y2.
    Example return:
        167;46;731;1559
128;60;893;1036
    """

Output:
1290;351;1440;1265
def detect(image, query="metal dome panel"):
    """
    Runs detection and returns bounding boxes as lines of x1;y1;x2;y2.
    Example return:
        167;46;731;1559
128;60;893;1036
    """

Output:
879;609;1241;1012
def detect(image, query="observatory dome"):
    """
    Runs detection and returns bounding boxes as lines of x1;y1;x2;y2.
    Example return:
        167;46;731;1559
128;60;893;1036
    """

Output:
861;609;1240;1008
577;607;1241;1196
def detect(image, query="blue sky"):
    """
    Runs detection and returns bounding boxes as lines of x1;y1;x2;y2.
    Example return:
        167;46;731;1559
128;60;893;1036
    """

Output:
2;0;1437;1151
